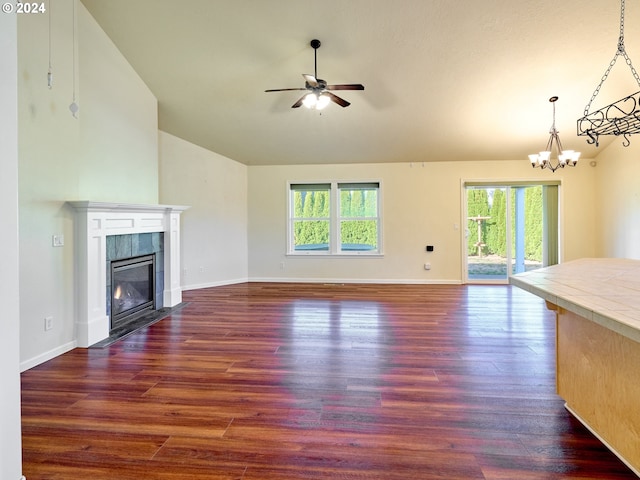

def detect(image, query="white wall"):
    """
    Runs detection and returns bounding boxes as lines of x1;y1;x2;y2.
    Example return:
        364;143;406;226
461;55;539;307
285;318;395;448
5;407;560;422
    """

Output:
18;0;158;369
248;159;597;283
0;10;24;480
593;138;640;258
78;4;159;201
159;131;249;289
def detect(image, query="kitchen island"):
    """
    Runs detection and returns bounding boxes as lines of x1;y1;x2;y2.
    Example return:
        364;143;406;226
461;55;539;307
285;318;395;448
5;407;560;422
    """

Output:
510;258;640;477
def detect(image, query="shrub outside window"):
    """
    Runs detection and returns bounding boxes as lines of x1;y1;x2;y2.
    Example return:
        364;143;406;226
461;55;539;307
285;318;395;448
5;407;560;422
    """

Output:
291;184;331;252
339;183;379;252
289;182;381;255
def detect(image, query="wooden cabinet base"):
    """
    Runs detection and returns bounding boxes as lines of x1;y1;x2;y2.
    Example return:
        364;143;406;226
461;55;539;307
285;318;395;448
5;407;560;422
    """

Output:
557;308;640;476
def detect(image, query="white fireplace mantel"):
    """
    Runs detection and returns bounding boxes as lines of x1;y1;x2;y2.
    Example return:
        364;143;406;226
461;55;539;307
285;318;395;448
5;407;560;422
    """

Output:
69;201;189;347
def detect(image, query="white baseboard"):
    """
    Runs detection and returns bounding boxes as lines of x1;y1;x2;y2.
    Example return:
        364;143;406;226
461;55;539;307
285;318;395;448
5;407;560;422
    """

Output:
20;340;76;372
182;277;249;291
247;277;462;285
181;277;462;292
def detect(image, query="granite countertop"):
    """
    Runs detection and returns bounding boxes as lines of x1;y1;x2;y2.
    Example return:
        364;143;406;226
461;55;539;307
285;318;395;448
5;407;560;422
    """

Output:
510;258;640;344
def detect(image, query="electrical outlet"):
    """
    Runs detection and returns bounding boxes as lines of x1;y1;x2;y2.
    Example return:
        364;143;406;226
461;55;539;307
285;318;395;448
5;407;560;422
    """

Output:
424;263;431;270
44;316;53;331
52;234;64;247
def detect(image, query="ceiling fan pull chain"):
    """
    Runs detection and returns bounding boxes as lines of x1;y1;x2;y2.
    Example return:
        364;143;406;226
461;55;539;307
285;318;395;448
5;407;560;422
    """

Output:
583;0;640;116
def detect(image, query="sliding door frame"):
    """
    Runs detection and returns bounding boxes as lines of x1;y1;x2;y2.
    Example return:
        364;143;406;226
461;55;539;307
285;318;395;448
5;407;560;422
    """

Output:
460;179;563;284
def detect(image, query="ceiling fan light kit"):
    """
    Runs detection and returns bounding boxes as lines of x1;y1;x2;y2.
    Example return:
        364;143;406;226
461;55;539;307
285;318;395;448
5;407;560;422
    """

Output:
577;0;640;147
303;93;330;110
265;39;364;110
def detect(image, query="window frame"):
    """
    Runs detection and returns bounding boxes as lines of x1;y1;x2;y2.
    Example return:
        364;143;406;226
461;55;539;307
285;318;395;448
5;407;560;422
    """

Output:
287;181;383;256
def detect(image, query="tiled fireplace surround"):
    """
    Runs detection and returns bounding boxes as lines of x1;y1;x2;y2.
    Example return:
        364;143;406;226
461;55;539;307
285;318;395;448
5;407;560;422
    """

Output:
69;202;189;347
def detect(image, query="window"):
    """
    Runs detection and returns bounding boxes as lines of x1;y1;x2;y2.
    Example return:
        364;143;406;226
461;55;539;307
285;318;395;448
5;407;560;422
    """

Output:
290;183;331;252
339;183;379;252
289;182;381;255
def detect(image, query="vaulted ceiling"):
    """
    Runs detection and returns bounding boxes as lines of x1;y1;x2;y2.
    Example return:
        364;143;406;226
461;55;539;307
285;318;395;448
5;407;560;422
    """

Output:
80;0;640;166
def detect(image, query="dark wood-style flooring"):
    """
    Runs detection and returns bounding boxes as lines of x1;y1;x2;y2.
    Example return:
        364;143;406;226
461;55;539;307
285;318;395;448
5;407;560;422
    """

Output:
21;283;637;479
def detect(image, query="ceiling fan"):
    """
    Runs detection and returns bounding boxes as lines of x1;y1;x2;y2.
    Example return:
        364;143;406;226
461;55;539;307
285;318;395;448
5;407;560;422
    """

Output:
265;39;364;109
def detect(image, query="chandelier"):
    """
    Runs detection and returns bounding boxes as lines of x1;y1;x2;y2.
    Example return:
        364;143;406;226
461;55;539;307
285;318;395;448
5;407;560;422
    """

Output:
529;96;580;172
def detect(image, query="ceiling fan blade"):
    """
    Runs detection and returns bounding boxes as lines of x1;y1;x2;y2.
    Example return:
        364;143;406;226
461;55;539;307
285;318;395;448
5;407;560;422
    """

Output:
265;87;307;92
303;74;319;88
291;95;306;108
326;84;365;91
325;91;351;108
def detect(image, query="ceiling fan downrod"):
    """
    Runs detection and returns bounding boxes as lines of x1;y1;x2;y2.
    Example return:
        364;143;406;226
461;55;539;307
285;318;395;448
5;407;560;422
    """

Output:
310;39;321;80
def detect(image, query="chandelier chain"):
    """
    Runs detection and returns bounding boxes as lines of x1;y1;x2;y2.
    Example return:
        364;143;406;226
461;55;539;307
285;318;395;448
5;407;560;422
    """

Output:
583;0;640;116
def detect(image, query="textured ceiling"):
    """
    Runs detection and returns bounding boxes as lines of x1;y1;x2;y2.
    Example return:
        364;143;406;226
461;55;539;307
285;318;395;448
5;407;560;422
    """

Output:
80;0;640;166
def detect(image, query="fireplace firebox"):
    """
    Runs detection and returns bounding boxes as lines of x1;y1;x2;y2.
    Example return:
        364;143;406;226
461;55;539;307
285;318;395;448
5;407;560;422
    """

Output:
110;254;156;330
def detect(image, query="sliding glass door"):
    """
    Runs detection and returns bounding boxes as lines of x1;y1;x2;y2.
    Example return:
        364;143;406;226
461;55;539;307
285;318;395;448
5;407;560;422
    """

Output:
464;183;558;283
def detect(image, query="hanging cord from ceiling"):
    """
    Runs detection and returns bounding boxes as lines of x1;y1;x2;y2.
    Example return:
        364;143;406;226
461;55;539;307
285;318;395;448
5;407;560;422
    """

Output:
69;0;79;118
47;0;53;88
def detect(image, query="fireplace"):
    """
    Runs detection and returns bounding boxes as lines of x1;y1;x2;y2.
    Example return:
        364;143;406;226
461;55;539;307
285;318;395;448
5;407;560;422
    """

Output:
110;254;156;330
69;201;189;347
105;231;165;333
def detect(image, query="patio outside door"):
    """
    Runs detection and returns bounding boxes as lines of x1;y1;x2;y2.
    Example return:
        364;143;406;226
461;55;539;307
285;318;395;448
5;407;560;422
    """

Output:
464;184;558;283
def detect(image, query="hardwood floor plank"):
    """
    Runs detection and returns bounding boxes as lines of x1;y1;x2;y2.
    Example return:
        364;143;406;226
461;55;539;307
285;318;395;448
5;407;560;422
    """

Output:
21;283;637;479
21;427;167;460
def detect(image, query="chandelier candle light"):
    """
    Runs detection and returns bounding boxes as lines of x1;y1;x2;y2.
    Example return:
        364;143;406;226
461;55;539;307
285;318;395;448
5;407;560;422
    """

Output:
529;96;580;172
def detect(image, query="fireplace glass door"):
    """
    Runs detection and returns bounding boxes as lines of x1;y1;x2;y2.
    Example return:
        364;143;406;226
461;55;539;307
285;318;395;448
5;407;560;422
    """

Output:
111;254;156;329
